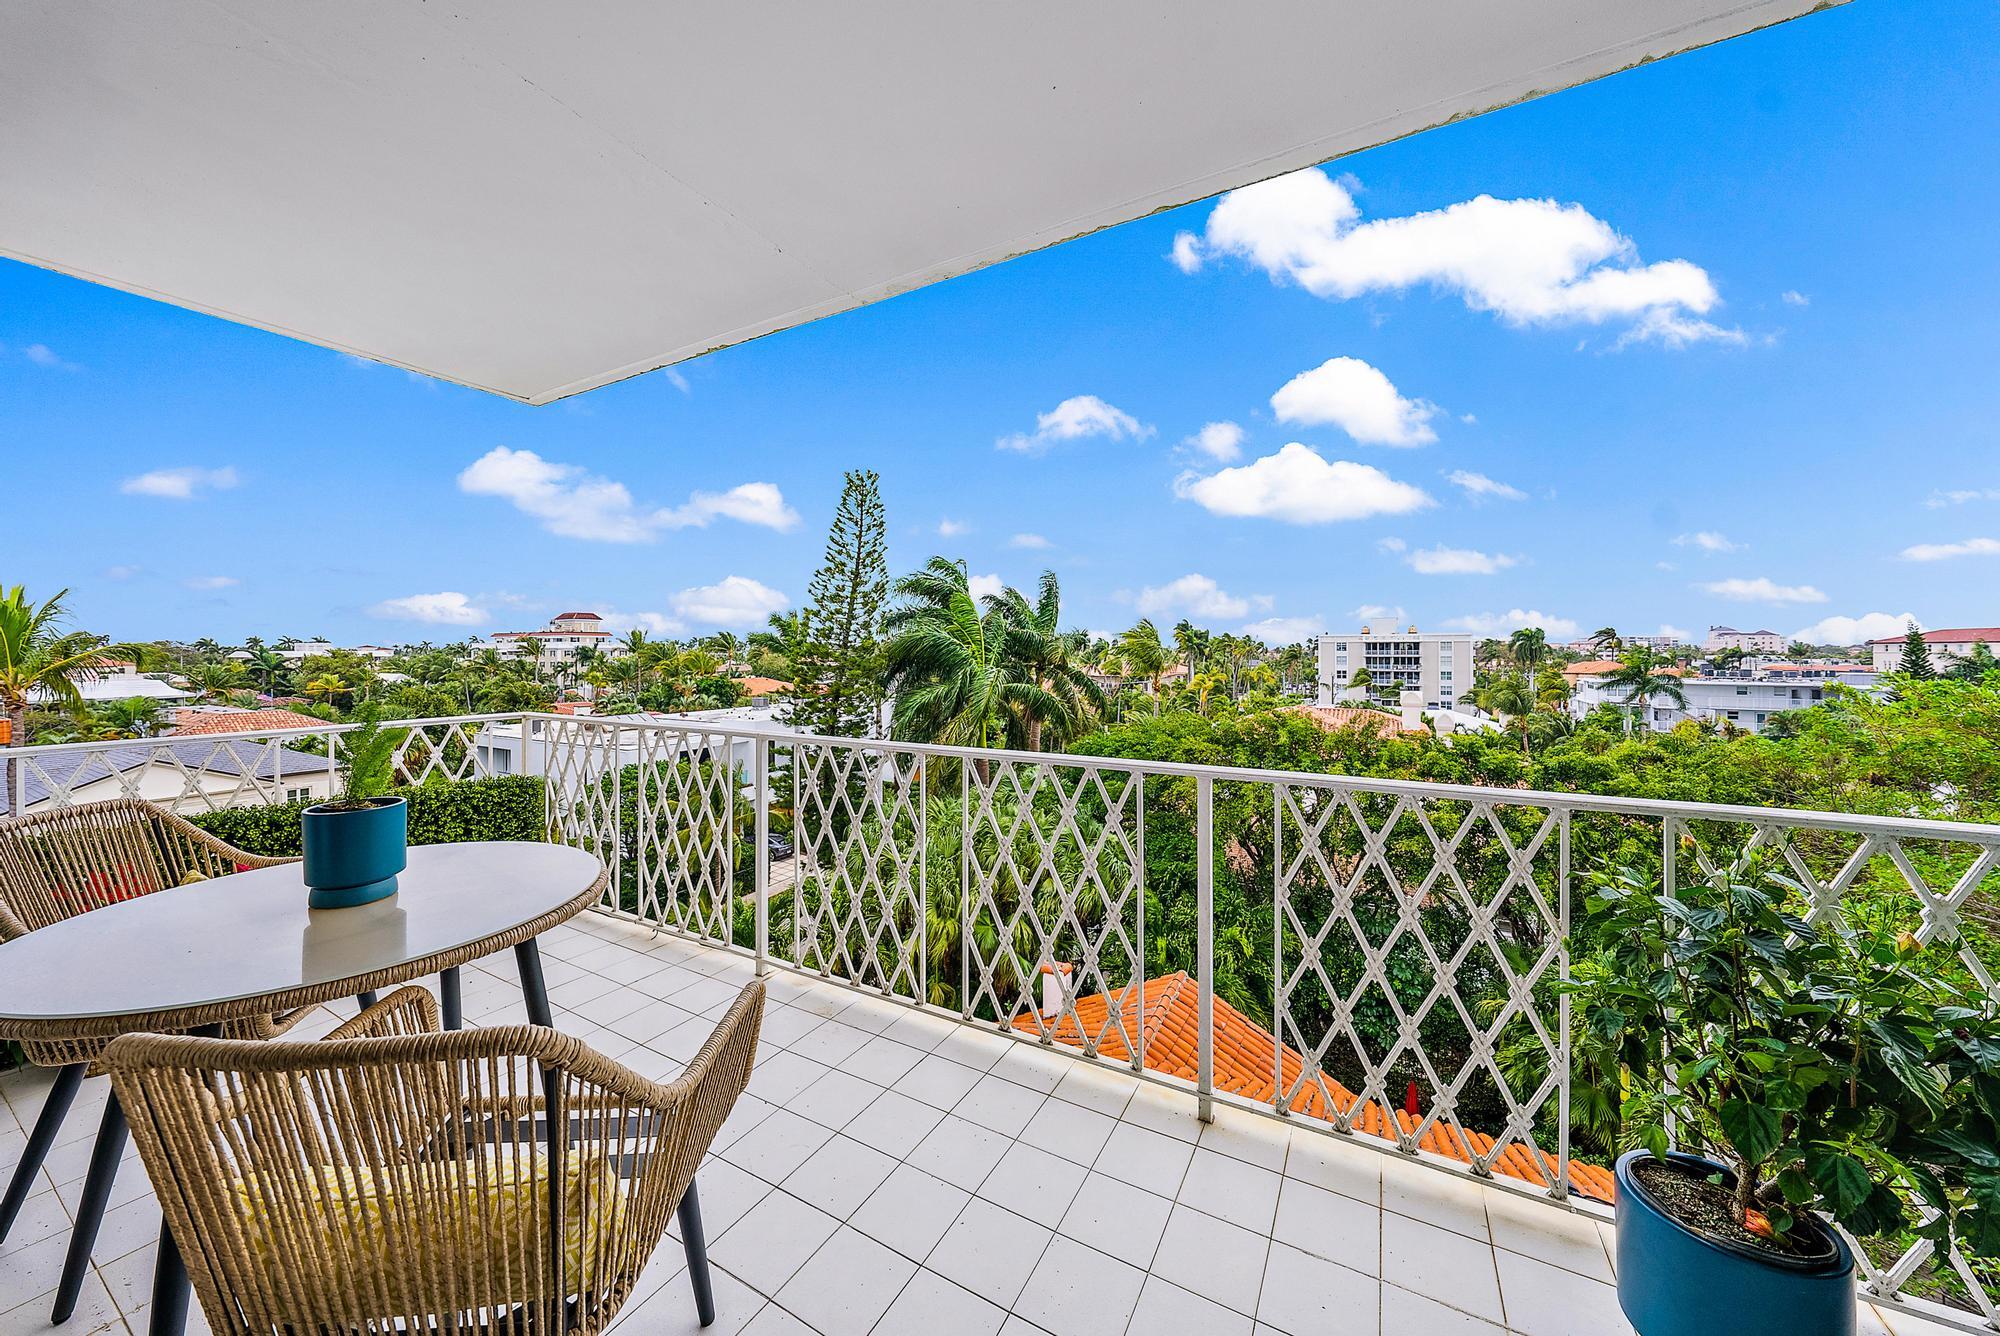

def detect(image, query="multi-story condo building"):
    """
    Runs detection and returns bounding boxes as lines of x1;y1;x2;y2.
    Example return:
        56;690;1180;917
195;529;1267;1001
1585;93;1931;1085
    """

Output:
1703;625;1788;654
1568;663;1879;735
492;611;618;665
1316;622;1474;712
1865;625;1999;673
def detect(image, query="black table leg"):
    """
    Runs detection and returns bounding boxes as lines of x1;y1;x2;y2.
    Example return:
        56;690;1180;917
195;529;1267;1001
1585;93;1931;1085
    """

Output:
354;990;380;1011
514;939;551;1027
142;1022;217;1336
679;1179;715;1327
440;966;463;1030
0;1062;84;1243
52;1092;128;1322
145;1226;190;1336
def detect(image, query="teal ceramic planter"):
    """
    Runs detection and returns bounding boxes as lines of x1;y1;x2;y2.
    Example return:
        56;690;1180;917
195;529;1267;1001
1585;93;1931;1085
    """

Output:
1615;1150;1855;1336
301;796;408;909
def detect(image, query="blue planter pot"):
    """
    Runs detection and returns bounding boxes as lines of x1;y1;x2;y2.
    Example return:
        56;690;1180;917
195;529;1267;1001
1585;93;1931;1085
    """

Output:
1615;1150;1855;1336
301;796;408;909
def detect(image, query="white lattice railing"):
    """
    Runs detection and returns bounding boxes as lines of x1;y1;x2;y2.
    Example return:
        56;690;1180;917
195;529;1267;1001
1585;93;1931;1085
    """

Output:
5;711;1997;1328
527;712;2000;1334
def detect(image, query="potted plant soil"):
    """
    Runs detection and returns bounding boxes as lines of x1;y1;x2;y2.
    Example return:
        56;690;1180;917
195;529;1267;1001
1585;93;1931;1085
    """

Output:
1569;859;2000;1336
302;710;407;908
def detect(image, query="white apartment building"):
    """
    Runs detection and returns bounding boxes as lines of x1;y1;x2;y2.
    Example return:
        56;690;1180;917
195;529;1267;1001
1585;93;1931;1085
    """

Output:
1316;622;1473;712
1703;626;1788;654
493;611;620;665
1568;665;1876;735
1866;626;1999;673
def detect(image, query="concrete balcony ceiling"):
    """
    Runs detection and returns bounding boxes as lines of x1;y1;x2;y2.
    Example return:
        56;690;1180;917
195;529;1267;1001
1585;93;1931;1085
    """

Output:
0;0;1836;405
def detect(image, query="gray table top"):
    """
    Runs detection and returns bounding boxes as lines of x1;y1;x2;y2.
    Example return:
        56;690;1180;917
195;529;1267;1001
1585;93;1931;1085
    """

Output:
0;840;605;1034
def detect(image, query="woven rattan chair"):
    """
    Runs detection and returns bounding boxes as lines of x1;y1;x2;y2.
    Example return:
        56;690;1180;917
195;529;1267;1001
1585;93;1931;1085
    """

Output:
0;798;313;1254
105;977;766;1334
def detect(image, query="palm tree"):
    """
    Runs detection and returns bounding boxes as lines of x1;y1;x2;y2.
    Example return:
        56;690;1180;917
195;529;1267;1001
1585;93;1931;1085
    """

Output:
1480;674;1537;758
184;660;246;700
990;571;1107;751
1604;648;1687;735
1116;619;1172;698
1507;626;1549;699
882;559;1036;755
92;696;167;739
1588;627;1621;655
245;646;287;694
0;586;122;807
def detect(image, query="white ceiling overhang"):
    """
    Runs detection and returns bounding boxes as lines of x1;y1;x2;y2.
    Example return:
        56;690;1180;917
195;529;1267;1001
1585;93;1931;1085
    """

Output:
0;1;1837;405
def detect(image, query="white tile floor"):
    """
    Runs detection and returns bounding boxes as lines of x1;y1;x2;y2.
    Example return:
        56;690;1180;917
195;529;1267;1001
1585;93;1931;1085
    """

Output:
0;912;1974;1336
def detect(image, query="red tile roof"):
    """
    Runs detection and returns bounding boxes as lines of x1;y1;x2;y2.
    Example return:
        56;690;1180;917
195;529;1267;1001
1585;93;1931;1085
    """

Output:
171;708;324;735
737;676;792;696
1865;627;2000;645
553;611;604;621
1016;971;1614;1203
1282;704;1420;737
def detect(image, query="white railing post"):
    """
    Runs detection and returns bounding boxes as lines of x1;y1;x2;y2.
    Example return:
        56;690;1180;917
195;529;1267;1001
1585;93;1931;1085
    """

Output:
1555;807;1572;1200
1196;773;1215;1124
754;739;770;975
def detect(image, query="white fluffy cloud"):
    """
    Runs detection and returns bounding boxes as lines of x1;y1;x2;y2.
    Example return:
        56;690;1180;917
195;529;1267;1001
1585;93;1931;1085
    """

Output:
458;447;798;542
184;575;239;591
968;573;1006;602
996;395;1151;453
937;518;970;537
1242;615;1324;644
1172;168;1738;346
1406;545;1517;576
669;576;789;628
1009;533;1051;549
1900;537;2000;561
1674;530;1740;553
1791;612;1917;645
1446;470;1526;502
1174;443;1432;524
1135;573;1266;620
1699;577;1828;604
1270;357;1437;446
1927;489;2000;508
1185;421;1245;461
371;592;489;626
1443;609;1581;639
1781;290;1810;307
22;343;78;371
121;466;240;500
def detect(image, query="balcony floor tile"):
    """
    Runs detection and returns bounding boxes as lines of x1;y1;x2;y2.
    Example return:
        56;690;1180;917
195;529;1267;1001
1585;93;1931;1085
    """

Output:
1;917;1983;1336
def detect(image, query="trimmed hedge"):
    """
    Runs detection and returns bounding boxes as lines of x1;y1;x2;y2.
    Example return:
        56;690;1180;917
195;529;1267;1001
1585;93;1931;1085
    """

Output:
188;774;546;857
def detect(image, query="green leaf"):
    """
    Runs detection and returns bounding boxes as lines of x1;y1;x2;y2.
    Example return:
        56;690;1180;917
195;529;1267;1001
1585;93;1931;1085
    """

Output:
1805;1149;1873;1216
1718;1099;1782;1166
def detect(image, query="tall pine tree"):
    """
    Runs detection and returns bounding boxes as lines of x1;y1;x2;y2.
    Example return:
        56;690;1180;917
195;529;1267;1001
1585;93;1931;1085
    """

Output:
1898;623;1934;679
785;470;888;737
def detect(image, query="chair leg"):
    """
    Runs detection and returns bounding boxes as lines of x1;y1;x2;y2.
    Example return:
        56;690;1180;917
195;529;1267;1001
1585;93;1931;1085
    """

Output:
0;1063;84;1243
355;990;380;1011
440;966;462;1030
145;1223;191;1336
678;1179;715;1328
52;1092;129;1323
514;939;551;1026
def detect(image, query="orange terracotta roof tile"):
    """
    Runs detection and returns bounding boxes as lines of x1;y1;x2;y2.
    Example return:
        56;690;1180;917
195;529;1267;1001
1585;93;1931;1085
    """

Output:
171;708;324;735
1015;971;1613;1203
737;676;792;695
1282;704;1420;737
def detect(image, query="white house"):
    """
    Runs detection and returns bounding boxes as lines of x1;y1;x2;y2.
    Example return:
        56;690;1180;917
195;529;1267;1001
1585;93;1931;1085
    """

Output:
1866;626;1999;673
492;612;620;666
3;739;334;816
33;662;196;706
1702;626;1788;654
1567;664;1874;735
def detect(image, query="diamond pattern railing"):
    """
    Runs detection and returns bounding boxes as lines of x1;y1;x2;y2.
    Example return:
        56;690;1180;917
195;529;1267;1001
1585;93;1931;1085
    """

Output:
782;740;928;1003
963;758;1144;1067
530;717;1999;1333
12;712;1996;1330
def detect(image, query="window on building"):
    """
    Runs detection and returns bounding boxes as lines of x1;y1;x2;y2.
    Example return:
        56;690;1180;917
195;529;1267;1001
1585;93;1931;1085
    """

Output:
284;786;313;803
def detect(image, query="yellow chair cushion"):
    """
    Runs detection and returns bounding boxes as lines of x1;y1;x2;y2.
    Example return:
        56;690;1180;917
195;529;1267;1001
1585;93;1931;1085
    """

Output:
230;1145;627;1312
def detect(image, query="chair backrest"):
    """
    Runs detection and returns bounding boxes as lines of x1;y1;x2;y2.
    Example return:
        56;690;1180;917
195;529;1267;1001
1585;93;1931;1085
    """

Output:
106;979;766;1336
0;797;270;939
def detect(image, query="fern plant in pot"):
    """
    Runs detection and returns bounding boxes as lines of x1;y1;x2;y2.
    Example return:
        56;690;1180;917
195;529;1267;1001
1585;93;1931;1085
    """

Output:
302;710;408;908
1569;858;2000;1336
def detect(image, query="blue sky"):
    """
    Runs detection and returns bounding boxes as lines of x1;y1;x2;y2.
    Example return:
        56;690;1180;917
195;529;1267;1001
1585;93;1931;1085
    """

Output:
4;0;1997;648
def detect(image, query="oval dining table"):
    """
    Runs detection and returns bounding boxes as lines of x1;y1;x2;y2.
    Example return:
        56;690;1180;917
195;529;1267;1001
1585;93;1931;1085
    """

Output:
0;839;609;1336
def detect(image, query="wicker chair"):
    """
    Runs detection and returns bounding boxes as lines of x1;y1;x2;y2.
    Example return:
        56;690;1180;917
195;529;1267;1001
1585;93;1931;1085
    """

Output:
0;798;314;1253
105;978;767;1334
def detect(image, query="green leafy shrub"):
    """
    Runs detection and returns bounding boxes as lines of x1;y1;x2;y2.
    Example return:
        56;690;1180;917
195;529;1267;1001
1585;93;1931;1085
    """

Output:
190;774;546;857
